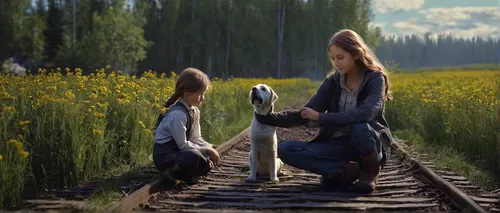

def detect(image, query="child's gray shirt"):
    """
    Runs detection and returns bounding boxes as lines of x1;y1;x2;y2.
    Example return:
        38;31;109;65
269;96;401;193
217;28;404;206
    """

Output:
154;99;213;151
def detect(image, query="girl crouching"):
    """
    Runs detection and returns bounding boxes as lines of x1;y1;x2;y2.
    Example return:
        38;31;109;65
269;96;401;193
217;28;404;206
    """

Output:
153;68;221;185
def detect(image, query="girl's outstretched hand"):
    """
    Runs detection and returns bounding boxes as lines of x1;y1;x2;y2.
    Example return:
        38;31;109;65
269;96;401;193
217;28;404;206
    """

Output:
300;107;319;121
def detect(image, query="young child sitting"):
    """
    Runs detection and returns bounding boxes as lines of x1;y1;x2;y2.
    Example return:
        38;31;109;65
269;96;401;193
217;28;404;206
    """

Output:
153;67;221;185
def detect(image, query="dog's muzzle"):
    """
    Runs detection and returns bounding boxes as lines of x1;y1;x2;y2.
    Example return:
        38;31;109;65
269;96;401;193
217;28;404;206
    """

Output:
251;90;263;105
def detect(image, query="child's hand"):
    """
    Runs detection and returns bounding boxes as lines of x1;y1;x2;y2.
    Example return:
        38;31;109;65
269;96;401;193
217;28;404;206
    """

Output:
300;107;319;121
204;147;221;165
209;160;214;169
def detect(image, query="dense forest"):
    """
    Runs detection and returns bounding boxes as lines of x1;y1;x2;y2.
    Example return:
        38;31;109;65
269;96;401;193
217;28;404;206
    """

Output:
1;0;499;79
377;33;500;69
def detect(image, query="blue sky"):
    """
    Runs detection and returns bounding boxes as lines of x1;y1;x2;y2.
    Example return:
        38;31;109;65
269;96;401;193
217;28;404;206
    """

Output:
370;0;500;39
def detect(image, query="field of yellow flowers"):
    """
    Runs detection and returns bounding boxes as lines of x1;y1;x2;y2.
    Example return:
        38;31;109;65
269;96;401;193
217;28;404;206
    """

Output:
0;68;318;208
385;71;499;174
1;68;498;209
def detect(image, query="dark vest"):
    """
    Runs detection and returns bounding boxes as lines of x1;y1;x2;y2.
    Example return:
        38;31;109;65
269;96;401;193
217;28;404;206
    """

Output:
154;101;194;140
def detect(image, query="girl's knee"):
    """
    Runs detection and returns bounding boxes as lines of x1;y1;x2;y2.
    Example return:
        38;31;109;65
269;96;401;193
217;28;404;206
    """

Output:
278;140;308;164
277;141;290;159
349;123;371;136
277;140;301;157
349;123;379;156
349;123;377;143
176;149;208;169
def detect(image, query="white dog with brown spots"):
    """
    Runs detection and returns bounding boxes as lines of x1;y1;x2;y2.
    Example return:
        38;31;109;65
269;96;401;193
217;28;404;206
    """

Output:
246;84;283;183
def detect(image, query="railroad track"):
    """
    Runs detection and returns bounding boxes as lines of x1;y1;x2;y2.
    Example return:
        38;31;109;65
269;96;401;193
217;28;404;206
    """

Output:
19;167;159;212
104;125;499;213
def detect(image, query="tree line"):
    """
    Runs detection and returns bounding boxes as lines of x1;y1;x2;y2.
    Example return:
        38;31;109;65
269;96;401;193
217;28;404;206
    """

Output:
1;0;498;79
376;33;500;69
0;0;381;78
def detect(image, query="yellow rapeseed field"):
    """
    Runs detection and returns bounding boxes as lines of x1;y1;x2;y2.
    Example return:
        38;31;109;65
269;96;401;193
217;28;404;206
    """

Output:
385;71;499;173
0;67;318;208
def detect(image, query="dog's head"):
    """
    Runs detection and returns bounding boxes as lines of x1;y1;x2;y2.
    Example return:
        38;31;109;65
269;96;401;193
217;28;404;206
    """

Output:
249;84;278;115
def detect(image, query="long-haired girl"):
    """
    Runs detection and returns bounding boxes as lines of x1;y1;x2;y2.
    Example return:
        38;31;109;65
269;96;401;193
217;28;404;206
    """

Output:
254;29;393;193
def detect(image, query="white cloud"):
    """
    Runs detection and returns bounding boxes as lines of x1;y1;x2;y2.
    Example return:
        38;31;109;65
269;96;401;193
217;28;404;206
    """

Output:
420;7;500;27
435;23;500;39
393;18;431;34
380;6;500;39
371;22;386;29
374;0;425;14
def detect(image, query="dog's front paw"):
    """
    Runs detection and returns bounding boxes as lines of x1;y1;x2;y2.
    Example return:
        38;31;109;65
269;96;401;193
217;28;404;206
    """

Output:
269;177;280;183
245;176;258;183
277;170;289;177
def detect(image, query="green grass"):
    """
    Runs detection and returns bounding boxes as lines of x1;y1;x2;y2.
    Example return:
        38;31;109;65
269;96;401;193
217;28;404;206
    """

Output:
84;163;150;212
415;64;500;72
387;64;500;73
394;130;499;191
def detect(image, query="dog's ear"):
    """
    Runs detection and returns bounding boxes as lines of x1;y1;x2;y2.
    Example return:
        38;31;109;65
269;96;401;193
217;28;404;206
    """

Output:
249;90;253;103
269;87;278;103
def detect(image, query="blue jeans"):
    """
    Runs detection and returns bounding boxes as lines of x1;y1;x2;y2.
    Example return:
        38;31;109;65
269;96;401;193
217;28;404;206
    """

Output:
278;123;383;176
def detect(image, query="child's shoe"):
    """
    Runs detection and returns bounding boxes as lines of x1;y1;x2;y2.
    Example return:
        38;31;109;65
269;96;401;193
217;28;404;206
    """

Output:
185;176;200;185
160;168;176;187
